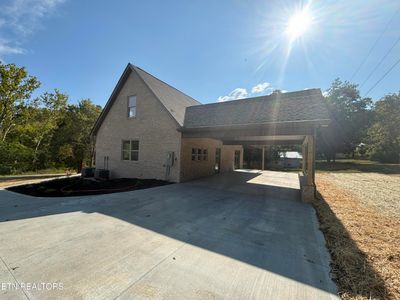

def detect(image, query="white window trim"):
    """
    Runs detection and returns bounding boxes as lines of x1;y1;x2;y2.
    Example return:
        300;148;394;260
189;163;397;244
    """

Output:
128;95;137;118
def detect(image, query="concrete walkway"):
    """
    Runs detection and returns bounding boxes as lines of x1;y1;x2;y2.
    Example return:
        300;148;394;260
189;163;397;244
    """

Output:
0;170;337;299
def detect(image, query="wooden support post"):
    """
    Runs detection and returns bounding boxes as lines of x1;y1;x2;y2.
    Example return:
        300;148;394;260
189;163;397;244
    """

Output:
302;137;307;174
262;146;265;171
301;134;316;202
312;129;316;185
307;135;314;186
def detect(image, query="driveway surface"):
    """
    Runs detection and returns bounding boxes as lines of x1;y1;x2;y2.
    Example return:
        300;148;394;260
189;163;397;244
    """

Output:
0;170;337;299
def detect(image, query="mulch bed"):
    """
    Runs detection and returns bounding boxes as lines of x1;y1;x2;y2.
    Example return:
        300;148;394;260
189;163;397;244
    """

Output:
314;176;400;300
8;177;171;197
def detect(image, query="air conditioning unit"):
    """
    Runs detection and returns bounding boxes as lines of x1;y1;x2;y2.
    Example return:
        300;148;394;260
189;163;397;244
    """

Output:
95;169;110;180
81;167;95;178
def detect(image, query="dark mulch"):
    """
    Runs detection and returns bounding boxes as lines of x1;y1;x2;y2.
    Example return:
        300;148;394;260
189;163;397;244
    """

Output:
8;177;171;197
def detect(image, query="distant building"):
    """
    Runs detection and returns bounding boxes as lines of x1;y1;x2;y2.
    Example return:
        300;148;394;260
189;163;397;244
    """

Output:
278;151;303;169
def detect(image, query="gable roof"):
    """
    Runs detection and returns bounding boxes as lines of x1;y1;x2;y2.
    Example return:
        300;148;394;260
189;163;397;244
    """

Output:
182;89;330;129
91;63;200;136
133;65;201;125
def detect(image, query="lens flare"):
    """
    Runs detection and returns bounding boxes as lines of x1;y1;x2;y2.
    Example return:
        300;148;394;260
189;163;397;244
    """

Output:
286;9;313;41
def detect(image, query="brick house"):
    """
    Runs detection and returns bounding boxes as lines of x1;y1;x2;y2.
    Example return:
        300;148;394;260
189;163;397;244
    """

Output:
91;63;330;199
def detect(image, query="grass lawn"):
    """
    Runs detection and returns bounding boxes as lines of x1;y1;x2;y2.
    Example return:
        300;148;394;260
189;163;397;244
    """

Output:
316;159;400;174
312;161;400;300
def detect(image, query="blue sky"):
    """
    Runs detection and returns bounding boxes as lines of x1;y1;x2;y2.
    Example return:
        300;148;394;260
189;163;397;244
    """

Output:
0;0;399;106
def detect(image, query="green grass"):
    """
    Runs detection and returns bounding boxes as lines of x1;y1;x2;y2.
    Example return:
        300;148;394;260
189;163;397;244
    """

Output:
316;159;400;174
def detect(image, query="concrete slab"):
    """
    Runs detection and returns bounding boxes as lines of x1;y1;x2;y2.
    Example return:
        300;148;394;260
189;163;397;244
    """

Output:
0;170;337;299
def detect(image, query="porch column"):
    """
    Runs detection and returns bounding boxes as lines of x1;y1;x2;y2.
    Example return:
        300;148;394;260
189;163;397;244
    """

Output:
262;146;265;170
307;135;315;185
302;137;307;174
301;135;315;202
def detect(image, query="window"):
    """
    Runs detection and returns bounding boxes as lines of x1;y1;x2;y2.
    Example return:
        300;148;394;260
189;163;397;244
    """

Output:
203;149;208;160
191;148;196;161
191;148;208;161
122;140;139;161
128;96;136;118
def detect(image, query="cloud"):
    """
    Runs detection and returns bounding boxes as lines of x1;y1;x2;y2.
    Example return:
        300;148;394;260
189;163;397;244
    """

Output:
251;82;271;94
217;88;248;102
0;0;65;59
0;39;25;56
217;82;287;102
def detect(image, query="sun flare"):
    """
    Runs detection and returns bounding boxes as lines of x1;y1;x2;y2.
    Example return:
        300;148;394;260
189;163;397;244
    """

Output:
286;9;313;41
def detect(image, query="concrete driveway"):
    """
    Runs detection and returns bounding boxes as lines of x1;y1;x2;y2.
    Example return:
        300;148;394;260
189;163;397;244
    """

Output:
0;170;337;299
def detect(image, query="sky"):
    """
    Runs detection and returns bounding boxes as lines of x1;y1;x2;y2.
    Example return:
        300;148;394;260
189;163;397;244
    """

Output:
0;0;399;106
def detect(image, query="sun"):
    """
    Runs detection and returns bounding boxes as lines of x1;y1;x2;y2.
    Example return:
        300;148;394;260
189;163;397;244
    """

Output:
286;9;313;41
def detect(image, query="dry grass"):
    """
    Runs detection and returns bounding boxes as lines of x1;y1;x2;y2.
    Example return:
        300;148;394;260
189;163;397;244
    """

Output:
0;178;46;188
320;173;400;217
314;175;400;300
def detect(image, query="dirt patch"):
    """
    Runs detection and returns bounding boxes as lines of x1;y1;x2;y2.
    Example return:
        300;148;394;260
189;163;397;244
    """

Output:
0;179;44;188
314;175;400;300
8;177;171;197
320;173;400;218
0;174;75;188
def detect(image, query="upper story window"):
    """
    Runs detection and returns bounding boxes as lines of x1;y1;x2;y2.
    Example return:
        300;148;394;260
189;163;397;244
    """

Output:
128;96;136;118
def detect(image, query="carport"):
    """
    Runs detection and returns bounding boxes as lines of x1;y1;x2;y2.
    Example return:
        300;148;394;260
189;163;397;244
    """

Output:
181;89;330;201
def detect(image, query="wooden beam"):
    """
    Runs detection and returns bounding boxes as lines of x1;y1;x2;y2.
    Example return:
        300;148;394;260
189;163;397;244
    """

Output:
223;140;303;146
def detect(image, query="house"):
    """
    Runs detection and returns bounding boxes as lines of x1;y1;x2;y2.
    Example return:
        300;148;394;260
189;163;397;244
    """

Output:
91;63;330;201
278;151;303;169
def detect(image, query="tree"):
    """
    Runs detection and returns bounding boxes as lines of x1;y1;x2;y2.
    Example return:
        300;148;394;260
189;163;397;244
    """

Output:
0;62;103;175
31;90;68;168
318;78;372;162
367;93;400;163
51;99;102;171
0;62;40;141
0;142;34;174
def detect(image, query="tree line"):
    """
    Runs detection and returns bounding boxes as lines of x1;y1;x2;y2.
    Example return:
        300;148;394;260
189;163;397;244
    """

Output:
318;78;400;163
0;62;102;175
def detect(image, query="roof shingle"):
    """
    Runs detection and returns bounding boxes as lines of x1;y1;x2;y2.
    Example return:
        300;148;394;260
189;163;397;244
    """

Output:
92;64;330;137
183;89;329;129
133;65;200;126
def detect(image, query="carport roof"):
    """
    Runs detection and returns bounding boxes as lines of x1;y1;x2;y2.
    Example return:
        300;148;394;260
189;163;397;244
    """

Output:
182;89;330;129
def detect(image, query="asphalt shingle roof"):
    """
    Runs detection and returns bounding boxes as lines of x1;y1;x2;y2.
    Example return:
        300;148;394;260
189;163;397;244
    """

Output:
183;89;329;129
133;65;200;126
92;64;329;136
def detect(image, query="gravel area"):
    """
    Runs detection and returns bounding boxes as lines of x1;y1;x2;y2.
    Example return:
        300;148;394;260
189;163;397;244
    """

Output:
318;173;400;218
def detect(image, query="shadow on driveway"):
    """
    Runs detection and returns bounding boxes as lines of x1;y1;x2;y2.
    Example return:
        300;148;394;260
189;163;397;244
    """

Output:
0;170;342;299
